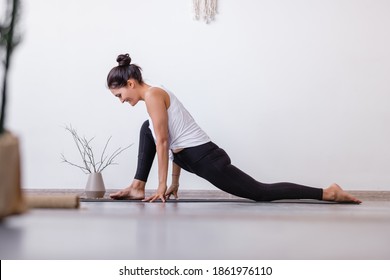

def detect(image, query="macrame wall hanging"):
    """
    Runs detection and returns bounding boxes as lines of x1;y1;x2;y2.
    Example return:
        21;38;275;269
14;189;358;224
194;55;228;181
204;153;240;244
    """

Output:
193;0;218;23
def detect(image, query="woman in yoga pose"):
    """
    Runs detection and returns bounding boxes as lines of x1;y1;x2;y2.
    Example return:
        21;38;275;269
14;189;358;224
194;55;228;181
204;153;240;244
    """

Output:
107;53;361;204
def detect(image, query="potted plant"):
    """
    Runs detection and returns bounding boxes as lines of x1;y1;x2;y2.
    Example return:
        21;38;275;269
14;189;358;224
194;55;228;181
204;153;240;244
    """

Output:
61;125;132;198
0;0;26;219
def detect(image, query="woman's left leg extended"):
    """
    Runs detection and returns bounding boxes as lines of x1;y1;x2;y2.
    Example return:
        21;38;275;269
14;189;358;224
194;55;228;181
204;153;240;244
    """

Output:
173;142;323;201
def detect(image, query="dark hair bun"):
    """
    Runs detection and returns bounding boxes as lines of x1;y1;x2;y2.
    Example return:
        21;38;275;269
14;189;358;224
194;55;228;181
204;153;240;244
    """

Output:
117;53;131;66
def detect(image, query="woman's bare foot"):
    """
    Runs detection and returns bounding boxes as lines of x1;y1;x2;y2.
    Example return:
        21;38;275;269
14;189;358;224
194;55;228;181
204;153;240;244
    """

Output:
110;179;145;200
322;183;362;204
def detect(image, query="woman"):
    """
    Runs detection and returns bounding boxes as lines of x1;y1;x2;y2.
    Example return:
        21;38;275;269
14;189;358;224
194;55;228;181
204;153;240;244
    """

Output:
107;53;361;204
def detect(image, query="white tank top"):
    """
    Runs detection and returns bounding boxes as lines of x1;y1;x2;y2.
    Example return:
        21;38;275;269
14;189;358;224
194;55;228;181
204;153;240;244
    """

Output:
148;85;210;153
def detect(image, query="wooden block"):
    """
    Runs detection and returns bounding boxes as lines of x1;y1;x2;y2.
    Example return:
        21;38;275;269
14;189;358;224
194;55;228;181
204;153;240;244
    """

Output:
0;132;26;219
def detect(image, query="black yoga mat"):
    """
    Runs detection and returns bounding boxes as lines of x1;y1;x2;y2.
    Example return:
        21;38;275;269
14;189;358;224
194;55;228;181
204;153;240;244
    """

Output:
80;197;253;203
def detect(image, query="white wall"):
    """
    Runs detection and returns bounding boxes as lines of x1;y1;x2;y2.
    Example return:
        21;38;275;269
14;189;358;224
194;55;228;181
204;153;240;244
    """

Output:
7;0;390;191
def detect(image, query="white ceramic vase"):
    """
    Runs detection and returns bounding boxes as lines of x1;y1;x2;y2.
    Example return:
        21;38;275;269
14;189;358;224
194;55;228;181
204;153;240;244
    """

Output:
85;172;106;198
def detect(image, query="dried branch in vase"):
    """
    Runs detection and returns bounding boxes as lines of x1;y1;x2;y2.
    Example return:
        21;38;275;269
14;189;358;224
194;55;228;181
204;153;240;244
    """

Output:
1;0;22;134
61;125;132;174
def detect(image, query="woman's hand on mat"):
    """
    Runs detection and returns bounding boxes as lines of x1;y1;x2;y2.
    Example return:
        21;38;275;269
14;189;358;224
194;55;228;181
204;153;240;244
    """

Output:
166;184;179;200
143;184;167;203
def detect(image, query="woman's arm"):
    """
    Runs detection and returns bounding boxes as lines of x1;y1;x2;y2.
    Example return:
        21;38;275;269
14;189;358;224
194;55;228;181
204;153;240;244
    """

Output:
143;89;170;202
166;162;181;199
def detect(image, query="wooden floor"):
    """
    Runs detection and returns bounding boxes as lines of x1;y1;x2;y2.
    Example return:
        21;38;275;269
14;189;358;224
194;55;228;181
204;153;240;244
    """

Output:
1;190;390;260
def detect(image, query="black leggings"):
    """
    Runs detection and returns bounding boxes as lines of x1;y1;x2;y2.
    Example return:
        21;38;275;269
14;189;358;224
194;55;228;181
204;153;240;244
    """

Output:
134;120;323;201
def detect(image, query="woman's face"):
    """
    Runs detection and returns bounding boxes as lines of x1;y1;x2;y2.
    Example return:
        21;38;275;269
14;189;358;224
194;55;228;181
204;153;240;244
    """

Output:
110;81;139;106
